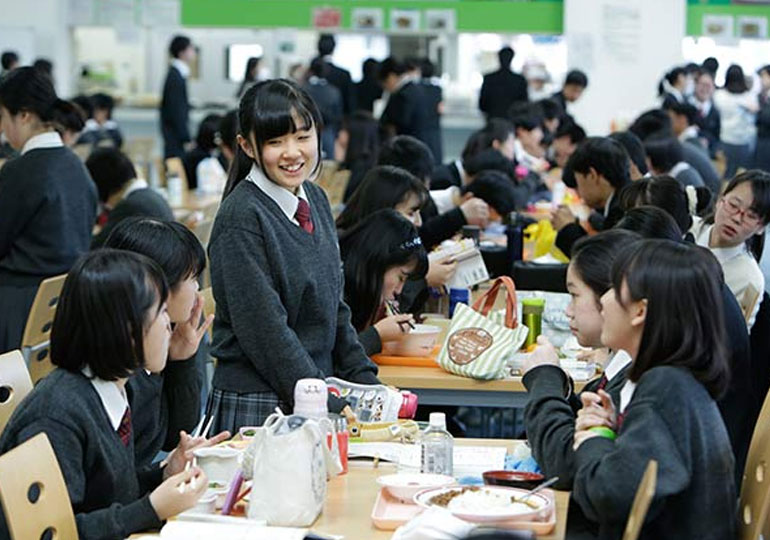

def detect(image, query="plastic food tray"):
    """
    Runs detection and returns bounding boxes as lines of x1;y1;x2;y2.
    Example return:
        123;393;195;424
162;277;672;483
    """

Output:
370;487;423;530
371;346;441;367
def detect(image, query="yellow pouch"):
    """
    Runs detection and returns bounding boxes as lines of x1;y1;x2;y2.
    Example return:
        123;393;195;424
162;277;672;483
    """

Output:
523;220;569;263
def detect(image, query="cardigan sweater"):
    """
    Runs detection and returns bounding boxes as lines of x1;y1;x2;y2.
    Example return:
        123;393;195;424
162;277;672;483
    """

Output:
208;179;379;413
0;369;163;540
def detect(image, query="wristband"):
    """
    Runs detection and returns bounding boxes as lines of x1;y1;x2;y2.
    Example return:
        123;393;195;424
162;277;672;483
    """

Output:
588;426;616;440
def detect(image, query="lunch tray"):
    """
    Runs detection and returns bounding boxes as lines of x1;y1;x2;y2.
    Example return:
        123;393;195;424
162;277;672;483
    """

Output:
371;346;441;367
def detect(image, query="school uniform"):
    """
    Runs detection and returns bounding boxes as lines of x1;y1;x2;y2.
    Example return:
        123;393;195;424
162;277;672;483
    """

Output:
380;79;429;144
756;92;770;172
668;161;705;188
523;351;632;490
76;118;124;149
691;216;764;329
419;78;443;164
303;77;344;159
0;369;163;540
690;96;721;159
431;160;464;190
478;68;528;120
0;132;97;353
570;366;737;539
315;56;356;116
91;178;174;249
206;165;380;431
160;59;191;159
355;77;382;114
714;89;757;179
681;142;720;195
555;189;625;258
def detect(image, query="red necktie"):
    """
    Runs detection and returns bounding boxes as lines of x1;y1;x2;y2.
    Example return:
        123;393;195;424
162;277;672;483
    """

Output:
596;374;609;391
295;199;314;233
118;407;131;446
616;411;626;432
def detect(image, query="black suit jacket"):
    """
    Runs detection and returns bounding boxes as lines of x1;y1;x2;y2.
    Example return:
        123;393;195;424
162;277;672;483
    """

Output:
479;69;529;119
355;78;382;113
160;66;191;158
319;58;356;115
380;81;429;142
419;79;443;163
694;102;721;158
555;189;625;258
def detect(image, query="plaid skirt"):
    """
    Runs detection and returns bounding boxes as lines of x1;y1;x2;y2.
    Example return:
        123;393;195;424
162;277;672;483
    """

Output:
205;388;289;434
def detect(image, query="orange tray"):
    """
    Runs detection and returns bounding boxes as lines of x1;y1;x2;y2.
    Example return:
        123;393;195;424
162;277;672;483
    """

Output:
371;346;441;367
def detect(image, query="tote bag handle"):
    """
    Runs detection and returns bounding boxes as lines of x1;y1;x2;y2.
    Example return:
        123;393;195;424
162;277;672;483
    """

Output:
471;276;518;329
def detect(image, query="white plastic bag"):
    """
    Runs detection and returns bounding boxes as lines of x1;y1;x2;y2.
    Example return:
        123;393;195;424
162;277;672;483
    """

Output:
246;412;340;526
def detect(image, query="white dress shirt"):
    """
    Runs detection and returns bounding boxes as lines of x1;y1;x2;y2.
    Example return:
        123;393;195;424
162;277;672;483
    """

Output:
21;131;63;155
246;163;309;227
171;58;190;79
82;367;129;431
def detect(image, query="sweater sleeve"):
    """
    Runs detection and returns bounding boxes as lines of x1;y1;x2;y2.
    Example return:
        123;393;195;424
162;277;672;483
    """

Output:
419;208;467;250
14;420;162;540
555;222;588;259
211;224;339;406
572;398;690;524
161;354;202;450
522;365;580;490
358;326;383;357
0;164;43;260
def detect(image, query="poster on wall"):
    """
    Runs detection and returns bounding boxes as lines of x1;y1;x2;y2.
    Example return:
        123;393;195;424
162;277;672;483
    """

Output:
737;15;768;38
702;14;735;39
390;9;421;32
425;9;456;32
352;8;384;30
313;8;342;29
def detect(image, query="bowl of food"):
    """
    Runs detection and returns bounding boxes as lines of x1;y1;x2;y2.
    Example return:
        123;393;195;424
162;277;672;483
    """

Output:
382;324;440;357
206;480;231;509
414;485;552;523
482;470;545;490
193;446;242;484
238;426;260;440
376;473;455;502
190;492;217;514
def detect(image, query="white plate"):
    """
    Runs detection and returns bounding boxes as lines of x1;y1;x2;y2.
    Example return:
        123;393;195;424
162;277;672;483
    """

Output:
413;485;552;523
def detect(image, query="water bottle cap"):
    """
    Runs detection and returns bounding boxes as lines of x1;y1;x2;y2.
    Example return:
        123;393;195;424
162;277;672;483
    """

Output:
293;378;328;418
429;412;446;429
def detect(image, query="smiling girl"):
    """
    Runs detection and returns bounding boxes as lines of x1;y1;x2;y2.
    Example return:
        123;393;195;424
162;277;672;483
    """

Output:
690;169;770;328
206;79;380;431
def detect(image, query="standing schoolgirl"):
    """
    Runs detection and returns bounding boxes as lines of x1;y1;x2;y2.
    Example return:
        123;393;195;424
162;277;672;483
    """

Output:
207;79;380;431
0;66;97;353
570;240;736;539
690;169;770;329
0;250;212;540
339;209;428;356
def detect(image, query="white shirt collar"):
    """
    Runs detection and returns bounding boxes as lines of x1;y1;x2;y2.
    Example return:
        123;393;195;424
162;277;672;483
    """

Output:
603;190;615;217
246;163;309;225
679;125;700;142
21;131;63;155
171;59;190;79
605;350;632;382
122;177;149;200
691;218;746;264
669;161;691;178
619;380;637;414
81;367;129;431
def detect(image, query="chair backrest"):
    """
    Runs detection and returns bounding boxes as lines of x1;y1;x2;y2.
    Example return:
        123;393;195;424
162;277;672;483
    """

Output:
742;283;762;326
201;287;216;340
740;385;770;540
21;274;67;384
0;350;33;436
323;169;351;208
622;460;658;540
0;433;78;540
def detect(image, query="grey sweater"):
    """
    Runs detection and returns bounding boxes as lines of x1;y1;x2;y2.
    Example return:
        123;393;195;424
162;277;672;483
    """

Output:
0;369;163;540
208;180;379;413
571;366;736;539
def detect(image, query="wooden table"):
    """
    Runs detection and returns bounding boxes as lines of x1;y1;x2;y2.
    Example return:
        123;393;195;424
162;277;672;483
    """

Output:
172;191;222;221
378;365;585;408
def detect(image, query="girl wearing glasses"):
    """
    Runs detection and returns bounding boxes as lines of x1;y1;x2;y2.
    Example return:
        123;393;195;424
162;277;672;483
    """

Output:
690;170;770;329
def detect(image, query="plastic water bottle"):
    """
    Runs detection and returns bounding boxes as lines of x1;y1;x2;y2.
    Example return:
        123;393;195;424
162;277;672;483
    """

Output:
420;412;454;475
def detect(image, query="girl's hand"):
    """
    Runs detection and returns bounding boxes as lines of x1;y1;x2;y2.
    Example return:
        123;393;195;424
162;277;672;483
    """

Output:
169;294;214;361
522;335;561;375
460;197;490;228
150;467;208;521
163;429;231;479
575;390;617;432
374;314;415;342
426;257;457;288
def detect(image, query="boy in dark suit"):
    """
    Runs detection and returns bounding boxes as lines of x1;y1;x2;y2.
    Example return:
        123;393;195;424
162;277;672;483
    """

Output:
314;34;356;116
160;35;195;158
478;46;528;120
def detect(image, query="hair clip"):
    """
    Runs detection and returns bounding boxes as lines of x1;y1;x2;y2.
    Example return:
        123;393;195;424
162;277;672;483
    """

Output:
400;237;422;250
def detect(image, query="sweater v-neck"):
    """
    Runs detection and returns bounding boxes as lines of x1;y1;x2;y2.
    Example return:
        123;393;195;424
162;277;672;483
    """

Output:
243;180;322;244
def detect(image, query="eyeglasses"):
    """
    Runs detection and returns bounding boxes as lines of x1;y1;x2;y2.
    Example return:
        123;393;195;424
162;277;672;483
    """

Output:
721;196;762;226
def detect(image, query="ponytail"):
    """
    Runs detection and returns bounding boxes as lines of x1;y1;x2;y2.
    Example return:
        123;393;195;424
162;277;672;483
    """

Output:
50;99;85;134
222;144;254;199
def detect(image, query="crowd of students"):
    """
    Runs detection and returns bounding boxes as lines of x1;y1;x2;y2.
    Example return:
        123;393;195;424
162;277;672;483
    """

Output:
1;35;770;539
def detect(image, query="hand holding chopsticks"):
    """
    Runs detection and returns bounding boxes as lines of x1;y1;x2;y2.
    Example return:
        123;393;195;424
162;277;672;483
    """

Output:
385;300;415;331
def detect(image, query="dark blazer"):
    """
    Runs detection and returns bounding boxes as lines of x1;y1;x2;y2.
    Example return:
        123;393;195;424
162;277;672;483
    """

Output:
555;189;625;258
479;68;529;119
420;79;443;163
160;65;191;158
693;102;721;158
380;81;429;142
419;196;466;250
91;188;174;249
318;58;356;116
355;78;382;113
431;161;462;190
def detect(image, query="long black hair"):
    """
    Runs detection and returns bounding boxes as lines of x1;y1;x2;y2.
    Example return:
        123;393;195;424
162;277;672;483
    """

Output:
0;66;72;128
571;229;641;305
336;165;428;231
223;79;323;199
716;170;770;261
611;240;729;399
339;209;428;331
618;175;707;233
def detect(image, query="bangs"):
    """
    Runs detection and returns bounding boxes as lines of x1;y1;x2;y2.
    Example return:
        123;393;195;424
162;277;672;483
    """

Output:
252;89;318;145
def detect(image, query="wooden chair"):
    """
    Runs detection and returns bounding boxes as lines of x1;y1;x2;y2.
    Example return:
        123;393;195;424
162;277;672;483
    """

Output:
742;283;762;326
20;274;67;384
622;460;658;540
0;350;33;436
740;386;770;539
0;433;78;540
317;169;351;210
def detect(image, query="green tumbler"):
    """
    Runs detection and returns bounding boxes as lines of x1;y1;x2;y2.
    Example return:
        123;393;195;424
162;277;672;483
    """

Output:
522;297;545;348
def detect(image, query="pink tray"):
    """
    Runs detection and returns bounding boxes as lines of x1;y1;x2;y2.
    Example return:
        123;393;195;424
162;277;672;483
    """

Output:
371;488;423;530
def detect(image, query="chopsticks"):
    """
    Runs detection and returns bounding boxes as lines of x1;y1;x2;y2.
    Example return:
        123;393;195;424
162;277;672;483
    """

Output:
385;300;415;331
179;412;214;493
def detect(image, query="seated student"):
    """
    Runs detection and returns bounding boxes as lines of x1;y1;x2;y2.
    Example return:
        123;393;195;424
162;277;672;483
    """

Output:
551;69;589;113
508;102;549;173
644;135;705;189
566;240;736;539
608;131;648;181
340;209;428;356
666;101;708;154
182;113;225;191
339;110;380;202
550;119;586;169
538;97;565;140
690;170;770;329
103;218;214;467
87;147;174;248
0;67;97;354
551;137;630;258
658;66;688;109
76;93;123;149
0;250;223;540
377;135;489;250
614;206;753;485
523;229;639;490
